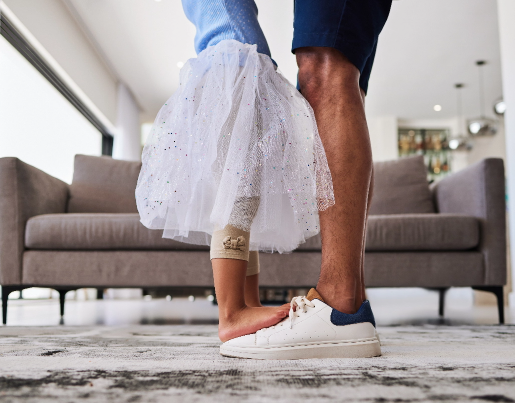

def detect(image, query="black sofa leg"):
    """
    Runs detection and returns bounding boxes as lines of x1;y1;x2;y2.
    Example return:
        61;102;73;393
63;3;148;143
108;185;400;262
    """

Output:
2;286;25;325
58;290;66;317
2;286;9;325
96;289;104;300
55;289;76;320
497;289;505;325
473;286;505;324
438;288;448;317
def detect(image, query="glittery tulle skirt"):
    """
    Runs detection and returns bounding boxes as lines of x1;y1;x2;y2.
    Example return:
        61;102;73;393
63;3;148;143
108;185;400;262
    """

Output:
136;39;334;253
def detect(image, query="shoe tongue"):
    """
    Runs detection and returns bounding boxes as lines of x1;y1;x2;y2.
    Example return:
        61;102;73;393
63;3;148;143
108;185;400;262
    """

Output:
306;288;324;302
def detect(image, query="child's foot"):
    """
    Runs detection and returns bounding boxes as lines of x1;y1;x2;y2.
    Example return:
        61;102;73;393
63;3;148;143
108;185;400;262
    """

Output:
218;305;290;342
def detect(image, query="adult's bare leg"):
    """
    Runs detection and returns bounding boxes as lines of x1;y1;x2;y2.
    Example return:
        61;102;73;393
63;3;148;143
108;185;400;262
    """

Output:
213;259;289;342
297;47;373;314
357;87;374;302
360;168;373;301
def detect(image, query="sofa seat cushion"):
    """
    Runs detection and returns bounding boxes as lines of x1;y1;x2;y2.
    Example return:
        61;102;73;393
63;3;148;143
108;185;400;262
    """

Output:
297;214;480;251
25;214;209;251
26;213;479;252
365;214;480;251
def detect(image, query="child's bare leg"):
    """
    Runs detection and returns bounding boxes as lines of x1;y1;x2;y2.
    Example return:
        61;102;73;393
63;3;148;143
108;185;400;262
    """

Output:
245;251;262;307
211;198;288;341
213;258;289;342
244;274;262;307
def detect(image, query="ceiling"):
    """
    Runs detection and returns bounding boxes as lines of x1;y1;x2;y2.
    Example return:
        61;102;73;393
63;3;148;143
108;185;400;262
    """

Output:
67;0;503;123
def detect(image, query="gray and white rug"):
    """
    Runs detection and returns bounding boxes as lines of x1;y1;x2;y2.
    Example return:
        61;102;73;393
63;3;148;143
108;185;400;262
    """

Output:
0;325;514;402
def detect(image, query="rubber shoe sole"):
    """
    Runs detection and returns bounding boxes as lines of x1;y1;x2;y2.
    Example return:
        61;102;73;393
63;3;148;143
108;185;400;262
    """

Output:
220;337;381;360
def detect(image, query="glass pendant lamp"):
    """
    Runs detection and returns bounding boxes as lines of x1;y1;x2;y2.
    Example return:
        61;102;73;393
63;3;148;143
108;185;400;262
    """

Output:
467;61;497;136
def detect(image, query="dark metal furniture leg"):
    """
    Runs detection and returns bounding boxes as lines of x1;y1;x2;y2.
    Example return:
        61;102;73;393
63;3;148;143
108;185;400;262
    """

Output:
2;286;9;325
473;286;505;324
58;290;66;317
55;288;77;319
438;288;448;317
2;286;25;325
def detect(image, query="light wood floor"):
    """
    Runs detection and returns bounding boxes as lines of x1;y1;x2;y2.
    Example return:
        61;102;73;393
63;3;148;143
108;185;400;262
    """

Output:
2;287;513;326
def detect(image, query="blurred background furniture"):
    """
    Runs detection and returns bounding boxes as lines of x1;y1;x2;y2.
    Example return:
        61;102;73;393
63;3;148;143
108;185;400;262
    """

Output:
0;154;507;324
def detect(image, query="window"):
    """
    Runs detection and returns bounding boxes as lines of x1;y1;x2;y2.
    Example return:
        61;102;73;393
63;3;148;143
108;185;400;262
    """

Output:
0;35;102;183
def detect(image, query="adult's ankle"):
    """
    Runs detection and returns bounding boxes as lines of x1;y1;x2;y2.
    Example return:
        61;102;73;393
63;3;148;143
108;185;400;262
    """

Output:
315;282;362;314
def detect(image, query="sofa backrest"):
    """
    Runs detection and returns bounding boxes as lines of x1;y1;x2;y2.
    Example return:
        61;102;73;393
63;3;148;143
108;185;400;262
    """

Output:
370;155;435;215
67;154;434;215
67;154;141;213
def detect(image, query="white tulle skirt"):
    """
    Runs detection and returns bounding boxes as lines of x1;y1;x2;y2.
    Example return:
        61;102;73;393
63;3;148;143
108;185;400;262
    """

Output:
136;39;334;253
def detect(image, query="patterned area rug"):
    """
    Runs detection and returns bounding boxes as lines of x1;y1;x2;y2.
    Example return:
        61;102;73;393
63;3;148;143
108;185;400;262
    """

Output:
0;325;514;402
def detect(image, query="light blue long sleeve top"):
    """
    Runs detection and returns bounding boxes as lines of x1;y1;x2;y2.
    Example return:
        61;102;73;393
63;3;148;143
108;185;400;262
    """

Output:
182;0;272;58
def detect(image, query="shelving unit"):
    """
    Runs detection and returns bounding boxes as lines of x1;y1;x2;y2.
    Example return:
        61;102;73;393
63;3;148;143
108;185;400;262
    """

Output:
398;128;452;181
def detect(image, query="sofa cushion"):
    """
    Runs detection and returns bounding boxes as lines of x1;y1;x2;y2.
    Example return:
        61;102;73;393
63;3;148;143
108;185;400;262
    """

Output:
365;214;479;251
370;155;435;215
26;213;479;252
67;154;141;214
297;214;479;251
25;214;208;251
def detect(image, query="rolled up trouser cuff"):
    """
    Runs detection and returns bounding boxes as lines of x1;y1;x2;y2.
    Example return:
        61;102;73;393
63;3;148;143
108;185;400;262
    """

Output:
247;251;260;276
210;224;250;262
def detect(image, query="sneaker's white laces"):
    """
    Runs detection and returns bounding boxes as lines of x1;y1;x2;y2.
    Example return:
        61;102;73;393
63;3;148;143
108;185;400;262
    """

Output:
256;295;316;334
288;296;315;329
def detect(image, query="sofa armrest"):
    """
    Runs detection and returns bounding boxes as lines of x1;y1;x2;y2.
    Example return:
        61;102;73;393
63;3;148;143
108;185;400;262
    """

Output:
432;158;506;285
0;158;69;285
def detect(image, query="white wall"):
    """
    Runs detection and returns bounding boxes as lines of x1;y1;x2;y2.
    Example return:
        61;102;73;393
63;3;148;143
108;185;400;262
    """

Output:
2;0;118;126
113;83;142;161
497;0;515;305
255;0;296;86
368;116;398;161
467;123;507;166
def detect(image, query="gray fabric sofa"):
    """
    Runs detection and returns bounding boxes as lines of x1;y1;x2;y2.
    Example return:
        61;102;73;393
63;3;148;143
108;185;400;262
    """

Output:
0;154;507;323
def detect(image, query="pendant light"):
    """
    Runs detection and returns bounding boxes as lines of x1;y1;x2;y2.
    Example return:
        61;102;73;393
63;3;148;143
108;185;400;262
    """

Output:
493;98;506;116
449;83;473;151
467;61;497;136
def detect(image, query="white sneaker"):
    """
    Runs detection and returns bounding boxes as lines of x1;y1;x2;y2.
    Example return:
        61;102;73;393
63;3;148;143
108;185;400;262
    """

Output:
220;288;381;360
